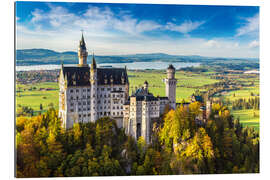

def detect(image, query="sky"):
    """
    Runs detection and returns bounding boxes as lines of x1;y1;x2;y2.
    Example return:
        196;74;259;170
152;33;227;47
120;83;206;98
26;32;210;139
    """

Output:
15;1;259;58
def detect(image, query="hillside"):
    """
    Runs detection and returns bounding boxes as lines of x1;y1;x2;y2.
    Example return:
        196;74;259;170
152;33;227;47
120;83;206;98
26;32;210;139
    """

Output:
16;49;259;66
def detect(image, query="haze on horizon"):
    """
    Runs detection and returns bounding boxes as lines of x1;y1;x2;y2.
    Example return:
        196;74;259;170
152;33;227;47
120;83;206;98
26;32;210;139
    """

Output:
16;2;259;58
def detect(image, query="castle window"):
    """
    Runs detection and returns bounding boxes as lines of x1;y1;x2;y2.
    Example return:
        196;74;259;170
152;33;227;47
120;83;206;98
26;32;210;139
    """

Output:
97;88;99;91
83;108;86;111
79;114;81;117
83;89;86;92
112;94;115;98
107;88;111;91
78;102;81;105
108;112;110;115
117;112;119;115
87;96;90;99
113;112;115;115
119;87;122;90
87;89;90;92
100;94;102;98
88;114;90;117
76;89;79;93
70;89;73;93
83;95;86;98
97;100;100;104
87;101;90;105
87;108;90;111
83;114;86;117
104;100;107;103
83;101;86;105
101;88;104;91
76;96;79;100
70;109;74;112
78;108;81;111
108;100;111;103
120;94;123;98
121;112;123;115
108;94;111;97
104;94;106;98
113;88;116;91
70;96;73;100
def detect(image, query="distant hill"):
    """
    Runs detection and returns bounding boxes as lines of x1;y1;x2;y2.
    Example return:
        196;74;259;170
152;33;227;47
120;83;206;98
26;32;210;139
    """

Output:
15;48;259;66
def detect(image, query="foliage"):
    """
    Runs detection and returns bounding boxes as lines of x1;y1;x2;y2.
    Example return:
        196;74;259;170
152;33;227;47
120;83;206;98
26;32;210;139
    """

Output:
16;102;259;177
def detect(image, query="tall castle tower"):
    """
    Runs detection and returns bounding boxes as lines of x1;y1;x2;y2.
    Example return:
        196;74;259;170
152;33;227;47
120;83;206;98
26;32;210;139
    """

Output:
164;64;177;109
78;33;88;66
90;54;98;122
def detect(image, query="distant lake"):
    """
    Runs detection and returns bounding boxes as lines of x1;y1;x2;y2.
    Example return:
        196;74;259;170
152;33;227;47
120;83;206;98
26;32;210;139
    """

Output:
16;62;200;71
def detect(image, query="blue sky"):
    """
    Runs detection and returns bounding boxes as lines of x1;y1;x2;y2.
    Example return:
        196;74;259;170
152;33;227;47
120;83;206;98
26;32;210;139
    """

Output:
16;1;259;58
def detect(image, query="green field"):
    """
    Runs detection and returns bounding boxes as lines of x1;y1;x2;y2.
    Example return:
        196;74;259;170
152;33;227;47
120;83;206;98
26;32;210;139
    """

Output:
16;82;59;112
232;109;260;131
223;79;260;131
128;70;218;102
15;70;259;131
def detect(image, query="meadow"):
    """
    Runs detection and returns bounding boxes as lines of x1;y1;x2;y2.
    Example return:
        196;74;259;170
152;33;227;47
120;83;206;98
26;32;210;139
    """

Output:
223;76;260;131
15;69;260;131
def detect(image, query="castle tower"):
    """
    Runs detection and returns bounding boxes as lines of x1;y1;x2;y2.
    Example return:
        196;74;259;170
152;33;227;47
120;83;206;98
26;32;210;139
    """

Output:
143;81;148;92
164;64;177;109
90;53;98;122
142;98;150;144
206;100;212;119
78;33;88;66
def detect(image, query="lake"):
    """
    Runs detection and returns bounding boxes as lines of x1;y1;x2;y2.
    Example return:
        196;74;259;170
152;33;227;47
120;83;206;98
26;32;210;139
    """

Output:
16;62;200;71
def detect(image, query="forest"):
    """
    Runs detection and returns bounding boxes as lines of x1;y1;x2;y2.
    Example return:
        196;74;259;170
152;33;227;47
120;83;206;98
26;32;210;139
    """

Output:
16;102;259;177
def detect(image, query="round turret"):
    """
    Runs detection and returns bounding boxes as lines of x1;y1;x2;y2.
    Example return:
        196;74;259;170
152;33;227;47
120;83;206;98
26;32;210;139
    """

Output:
143;81;149;91
78;33;88;66
167;64;175;79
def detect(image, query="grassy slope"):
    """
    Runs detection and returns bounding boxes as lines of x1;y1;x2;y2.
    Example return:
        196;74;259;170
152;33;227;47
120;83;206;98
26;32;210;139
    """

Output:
224;79;260;131
16;82;59;112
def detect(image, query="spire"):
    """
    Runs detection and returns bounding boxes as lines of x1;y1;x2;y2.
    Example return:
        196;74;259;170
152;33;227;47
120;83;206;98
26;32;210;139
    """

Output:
79;31;86;49
91;52;97;70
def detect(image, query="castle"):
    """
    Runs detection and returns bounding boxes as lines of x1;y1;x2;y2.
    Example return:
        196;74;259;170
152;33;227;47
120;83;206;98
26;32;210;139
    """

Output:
59;34;203;143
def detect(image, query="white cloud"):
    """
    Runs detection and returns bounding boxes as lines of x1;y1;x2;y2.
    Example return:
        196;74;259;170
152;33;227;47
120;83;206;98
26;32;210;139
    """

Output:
249;40;259;48
236;13;259;37
166;20;205;34
205;40;220;48
16;16;20;21
16;5;259;58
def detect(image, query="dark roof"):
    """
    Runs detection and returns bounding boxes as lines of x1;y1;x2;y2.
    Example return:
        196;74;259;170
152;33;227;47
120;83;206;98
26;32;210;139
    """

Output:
158;97;169;100
131;95;159;101
191;95;203;102
91;54;97;69
97;68;128;85
79;34;86;50
61;66;128;86
168;64;175;70
62;66;90;86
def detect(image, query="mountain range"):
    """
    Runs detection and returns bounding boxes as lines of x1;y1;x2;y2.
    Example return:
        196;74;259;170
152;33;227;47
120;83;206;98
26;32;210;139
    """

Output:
16;49;259;66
